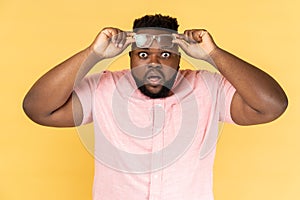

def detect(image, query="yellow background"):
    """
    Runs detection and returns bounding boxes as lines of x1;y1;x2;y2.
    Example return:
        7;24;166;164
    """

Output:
1;0;299;199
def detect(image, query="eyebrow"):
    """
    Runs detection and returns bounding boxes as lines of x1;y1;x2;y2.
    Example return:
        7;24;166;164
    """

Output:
138;48;150;51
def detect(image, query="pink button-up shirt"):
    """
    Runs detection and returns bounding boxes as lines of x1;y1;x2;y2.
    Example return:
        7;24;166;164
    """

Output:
75;69;236;200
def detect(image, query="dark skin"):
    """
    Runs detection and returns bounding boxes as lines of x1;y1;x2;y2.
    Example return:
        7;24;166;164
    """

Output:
130;49;180;96
23;27;288;127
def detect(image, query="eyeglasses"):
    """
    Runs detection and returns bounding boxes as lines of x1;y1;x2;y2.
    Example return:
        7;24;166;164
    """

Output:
133;34;176;49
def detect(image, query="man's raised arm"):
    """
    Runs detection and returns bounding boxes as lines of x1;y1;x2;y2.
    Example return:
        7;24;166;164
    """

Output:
23;28;132;127
173;29;288;125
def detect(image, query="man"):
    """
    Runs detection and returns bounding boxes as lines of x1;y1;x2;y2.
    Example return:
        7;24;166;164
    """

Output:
23;14;288;199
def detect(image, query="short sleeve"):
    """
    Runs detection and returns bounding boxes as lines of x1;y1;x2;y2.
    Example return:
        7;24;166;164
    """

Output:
198;70;236;124
217;75;236;124
74;73;102;125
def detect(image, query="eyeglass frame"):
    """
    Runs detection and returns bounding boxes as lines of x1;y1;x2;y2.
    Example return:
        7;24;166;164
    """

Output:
133;33;177;49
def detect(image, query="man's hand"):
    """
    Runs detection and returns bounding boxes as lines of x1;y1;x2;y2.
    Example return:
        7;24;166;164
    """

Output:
90;27;134;59
173;29;218;60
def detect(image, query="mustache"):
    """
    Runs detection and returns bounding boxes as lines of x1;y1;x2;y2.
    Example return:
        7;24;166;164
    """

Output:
132;70;177;89
143;68;165;81
134;72;178;99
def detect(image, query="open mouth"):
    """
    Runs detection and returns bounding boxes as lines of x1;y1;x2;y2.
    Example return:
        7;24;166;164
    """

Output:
145;72;163;86
147;75;162;84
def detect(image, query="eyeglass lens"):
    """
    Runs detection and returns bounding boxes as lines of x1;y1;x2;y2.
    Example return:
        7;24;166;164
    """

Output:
134;34;174;48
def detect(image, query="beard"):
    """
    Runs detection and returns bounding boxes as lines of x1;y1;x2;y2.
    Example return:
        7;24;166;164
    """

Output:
132;70;178;99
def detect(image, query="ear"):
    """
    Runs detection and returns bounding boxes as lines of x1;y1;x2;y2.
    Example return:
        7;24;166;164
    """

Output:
177;53;181;69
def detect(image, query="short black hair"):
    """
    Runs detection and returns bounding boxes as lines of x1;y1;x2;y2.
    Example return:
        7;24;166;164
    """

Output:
133;14;179;31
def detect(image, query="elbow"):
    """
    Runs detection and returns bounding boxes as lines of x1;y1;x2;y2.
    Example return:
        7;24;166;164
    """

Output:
22;96;37;123
276;94;288;117
22;95;46;125
22;95;32;119
265;93;288;122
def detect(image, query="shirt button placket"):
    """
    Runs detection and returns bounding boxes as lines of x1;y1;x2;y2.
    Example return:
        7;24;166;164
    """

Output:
149;100;164;200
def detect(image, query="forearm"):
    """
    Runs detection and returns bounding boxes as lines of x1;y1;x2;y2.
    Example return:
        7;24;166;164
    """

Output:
23;47;101;118
210;47;288;115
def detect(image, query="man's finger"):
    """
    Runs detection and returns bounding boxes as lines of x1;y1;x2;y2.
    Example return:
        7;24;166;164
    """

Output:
172;35;189;51
115;31;125;47
192;31;202;43
126;31;135;38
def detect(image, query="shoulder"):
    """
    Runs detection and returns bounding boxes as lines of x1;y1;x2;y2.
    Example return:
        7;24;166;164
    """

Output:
100;69;130;80
178;69;223;84
83;69;130;86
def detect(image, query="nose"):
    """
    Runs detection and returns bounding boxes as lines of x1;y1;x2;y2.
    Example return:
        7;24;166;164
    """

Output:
148;62;162;69
148;54;162;69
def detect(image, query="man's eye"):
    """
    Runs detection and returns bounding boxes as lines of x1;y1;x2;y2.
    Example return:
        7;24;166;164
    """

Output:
138;52;148;58
161;52;171;58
